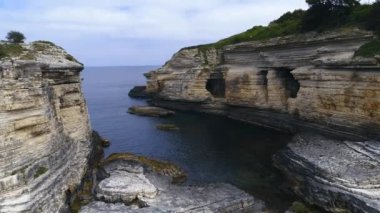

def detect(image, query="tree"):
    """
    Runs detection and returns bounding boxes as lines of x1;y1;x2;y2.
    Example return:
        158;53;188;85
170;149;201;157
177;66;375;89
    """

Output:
365;1;380;34
6;31;26;43
305;0;359;9
301;0;360;31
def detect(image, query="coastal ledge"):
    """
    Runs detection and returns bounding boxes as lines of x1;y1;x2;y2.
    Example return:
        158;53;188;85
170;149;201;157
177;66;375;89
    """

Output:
137;27;380;212
80;153;267;212
274;133;380;213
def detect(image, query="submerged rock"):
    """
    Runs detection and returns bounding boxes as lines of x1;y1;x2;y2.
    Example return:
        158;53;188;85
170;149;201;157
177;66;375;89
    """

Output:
273;133;380;213
128;106;175;117
156;124;179;131
80;154;266;212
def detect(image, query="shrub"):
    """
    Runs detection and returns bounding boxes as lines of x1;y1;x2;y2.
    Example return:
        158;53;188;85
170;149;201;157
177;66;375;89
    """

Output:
6;31;26;43
0;43;24;59
364;2;380;34
34;166;48;178
355;39;380;57
301;0;360;31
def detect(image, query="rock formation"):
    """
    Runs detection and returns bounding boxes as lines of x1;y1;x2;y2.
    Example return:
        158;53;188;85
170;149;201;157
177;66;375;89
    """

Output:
0;41;92;212
145;28;380;139
80;154;266;213
142;28;380;212
274;133;380;212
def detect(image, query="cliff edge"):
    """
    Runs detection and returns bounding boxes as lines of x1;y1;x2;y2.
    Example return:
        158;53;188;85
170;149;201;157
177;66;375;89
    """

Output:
0;41;92;212
143;27;380;212
146;28;380;139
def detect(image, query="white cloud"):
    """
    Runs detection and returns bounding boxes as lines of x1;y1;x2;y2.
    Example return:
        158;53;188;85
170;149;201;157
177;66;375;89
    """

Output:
0;0;309;65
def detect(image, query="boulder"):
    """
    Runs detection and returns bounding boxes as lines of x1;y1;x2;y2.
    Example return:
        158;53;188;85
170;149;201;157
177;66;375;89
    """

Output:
96;172;157;203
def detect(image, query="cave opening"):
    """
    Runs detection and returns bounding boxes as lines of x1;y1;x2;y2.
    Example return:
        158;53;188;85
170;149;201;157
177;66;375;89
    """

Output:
206;73;225;98
278;68;300;99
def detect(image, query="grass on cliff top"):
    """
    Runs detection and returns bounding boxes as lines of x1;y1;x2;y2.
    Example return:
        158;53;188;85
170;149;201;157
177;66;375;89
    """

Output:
184;3;379;52
185;9;305;51
0;43;25;59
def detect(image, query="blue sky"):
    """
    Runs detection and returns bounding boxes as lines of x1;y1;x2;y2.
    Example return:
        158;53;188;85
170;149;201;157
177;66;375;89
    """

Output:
0;0;312;66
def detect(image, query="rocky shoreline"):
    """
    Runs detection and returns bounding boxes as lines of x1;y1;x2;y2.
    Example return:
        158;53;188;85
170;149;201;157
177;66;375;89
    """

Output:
274;133;380;212
78;152;267;213
131;27;380;213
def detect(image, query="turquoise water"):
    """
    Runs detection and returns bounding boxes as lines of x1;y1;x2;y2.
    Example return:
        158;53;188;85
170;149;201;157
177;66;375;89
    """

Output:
82;66;295;211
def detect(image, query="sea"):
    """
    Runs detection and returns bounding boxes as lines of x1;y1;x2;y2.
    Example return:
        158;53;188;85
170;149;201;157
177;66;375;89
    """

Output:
82;66;296;212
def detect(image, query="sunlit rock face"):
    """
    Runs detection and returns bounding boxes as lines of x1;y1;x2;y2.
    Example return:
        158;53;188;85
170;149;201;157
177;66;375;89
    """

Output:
0;42;92;212
146;28;380;139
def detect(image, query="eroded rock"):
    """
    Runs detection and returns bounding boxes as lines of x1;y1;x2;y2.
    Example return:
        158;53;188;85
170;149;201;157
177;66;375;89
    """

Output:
273;133;380;213
0;41;92;212
81;154;266;212
145;28;380;139
96;172;157;203
128;86;150;99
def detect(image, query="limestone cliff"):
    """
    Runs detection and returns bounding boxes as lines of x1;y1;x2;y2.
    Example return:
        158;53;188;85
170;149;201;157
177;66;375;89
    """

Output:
0;41;92;212
146;28;380;139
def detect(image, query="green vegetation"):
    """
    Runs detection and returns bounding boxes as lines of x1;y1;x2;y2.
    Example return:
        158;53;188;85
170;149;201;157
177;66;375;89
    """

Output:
32;43;49;52
156;124;180;131
189;9;306;51
65;54;76;61
70;179;94;213
33;40;56;46
355;39;380;57
0;43;25;59
107;153;187;183
364;1;380;34
11;165;30;176
290;201;313;213
188;1;380;53
6;31;26;43
34;166;48;179
301;0;360;31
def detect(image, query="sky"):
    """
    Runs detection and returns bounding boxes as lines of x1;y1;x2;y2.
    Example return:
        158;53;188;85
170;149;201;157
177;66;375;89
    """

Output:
0;0;312;66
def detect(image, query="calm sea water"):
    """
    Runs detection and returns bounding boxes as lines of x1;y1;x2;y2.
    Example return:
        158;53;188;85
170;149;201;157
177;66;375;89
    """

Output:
82;66;295;211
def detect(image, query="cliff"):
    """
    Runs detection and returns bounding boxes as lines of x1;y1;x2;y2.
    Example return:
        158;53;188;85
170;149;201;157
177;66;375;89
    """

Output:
0;41;92;212
146;28;380;139
144;27;380;212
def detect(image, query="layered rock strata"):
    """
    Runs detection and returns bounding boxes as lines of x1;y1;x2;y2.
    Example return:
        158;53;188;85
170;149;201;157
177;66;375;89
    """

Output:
0;41;92;212
145;28;380;139
81;155;266;212
273;133;380;213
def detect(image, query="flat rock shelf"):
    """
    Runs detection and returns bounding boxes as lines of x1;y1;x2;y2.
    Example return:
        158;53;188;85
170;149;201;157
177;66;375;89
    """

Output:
80;154;266;212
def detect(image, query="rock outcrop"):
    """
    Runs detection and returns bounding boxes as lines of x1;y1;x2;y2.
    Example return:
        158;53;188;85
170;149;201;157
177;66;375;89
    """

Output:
128;106;175;117
128;86;150;99
143;28;380;212
81;154;266;213
0;41;92;212
273;133;380;213
145;28;380;139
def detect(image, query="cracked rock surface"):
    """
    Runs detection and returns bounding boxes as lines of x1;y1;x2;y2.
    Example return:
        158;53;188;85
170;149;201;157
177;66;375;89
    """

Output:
80;155;266;212
273;133;380;213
